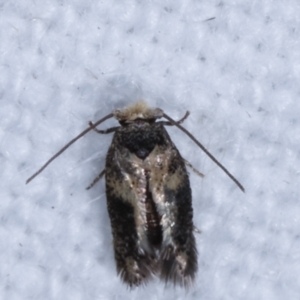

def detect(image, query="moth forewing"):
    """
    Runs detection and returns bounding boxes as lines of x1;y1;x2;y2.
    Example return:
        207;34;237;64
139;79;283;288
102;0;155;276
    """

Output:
26;100;244;288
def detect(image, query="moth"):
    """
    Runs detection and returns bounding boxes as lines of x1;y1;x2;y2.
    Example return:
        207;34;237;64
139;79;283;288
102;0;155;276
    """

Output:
27;101;244;288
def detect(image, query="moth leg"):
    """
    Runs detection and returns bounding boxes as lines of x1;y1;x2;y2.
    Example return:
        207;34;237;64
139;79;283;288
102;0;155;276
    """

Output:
159;111;190;126
86;169;105;190
193;225;201;234
88;121;119;134
183;159;204;178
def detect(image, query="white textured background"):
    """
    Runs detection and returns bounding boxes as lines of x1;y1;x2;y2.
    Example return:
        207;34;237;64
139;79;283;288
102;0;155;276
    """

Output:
1;1;299;299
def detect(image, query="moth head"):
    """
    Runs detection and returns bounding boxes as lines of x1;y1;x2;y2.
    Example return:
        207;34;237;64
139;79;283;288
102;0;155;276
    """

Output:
113;101;164;124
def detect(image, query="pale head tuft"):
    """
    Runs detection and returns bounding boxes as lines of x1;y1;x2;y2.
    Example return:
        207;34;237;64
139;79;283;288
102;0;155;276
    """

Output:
114;101;164;122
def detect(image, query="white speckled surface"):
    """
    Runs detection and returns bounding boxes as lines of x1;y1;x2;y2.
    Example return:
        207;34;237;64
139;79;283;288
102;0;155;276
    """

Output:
1;1;300;299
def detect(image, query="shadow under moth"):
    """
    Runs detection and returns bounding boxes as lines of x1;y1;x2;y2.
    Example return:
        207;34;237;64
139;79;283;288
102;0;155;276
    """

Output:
27;101;244;288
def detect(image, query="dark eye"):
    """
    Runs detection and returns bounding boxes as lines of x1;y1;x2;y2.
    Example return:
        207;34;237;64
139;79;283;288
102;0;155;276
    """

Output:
119;121;128;126
147;118;156;124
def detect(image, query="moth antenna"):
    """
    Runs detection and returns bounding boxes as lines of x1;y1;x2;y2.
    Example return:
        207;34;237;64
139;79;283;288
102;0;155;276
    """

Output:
162;113;245;192
26;113;114;184
193;226;202;234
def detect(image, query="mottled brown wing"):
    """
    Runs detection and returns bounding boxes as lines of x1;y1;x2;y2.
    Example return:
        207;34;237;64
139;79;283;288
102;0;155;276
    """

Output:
147;127;198;287
105;133;156;287
104;123;197;287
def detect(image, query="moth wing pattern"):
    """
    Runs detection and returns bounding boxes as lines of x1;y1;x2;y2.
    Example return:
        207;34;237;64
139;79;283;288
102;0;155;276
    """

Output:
156;136;198;286
105;111;197;287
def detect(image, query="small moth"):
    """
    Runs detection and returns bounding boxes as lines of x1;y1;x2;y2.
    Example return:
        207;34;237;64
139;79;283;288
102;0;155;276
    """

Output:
27;101;244;288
